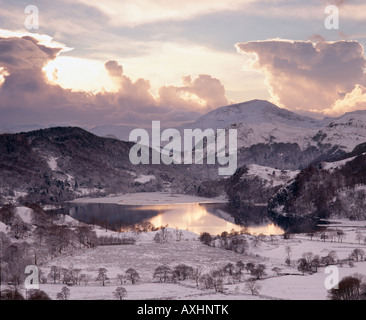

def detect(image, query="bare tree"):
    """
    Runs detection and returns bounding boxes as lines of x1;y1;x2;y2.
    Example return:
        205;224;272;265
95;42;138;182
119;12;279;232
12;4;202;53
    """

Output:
210;270;224;293
328;276;362;300
10;216;31;239
320;233;328;242
229;236;248;254
350;249;365;262
199;232;212;246
336;229;345;243
251;264;266;280
0;232;10;299
125;268;140;284
56;287;70;300
174;264;194;281
48;266;61;284
356;231;364;245
96;268;110;286
245;262;255;274
2;243;31;288
79;274;92;286
174;227;183;242
28;242;47;266
199;273;214;290
311;255;321;273
272;267;282;277
193;267;202;288
0;204;15;225
236;261;245;275
1;288;24;300
27;289;51;300
116;274;125;285
76;225;98;249
306;232;315;241
154;265;173;283
114;287;127;300
245;280;262;296
154;228;170;243
28;204;49;227
285;246;292;266
321;251;338;266
251;236;261;248
297;258;311;275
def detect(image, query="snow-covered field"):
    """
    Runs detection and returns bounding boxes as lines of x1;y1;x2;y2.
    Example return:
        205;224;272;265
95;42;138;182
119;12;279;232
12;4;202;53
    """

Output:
32;218;366;300
2;202;365;300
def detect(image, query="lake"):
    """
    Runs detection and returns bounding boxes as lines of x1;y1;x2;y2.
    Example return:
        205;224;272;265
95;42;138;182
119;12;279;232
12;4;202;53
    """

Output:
53;202;285;236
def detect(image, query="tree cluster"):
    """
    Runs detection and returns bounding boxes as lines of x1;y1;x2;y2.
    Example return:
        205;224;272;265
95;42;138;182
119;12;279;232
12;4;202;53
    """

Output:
199;231;250;254
329;275;366;300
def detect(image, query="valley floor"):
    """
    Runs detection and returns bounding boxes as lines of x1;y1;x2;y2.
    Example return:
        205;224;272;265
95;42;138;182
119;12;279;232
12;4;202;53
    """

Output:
33;219;366;300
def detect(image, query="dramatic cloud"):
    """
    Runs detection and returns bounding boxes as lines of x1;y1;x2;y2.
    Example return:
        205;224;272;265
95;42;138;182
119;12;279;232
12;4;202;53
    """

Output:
158;74;228;112
329;84;366;115
77;0;255;27
236;39;366;115
105;60;123;78
0;36;61;70
0;35;228;128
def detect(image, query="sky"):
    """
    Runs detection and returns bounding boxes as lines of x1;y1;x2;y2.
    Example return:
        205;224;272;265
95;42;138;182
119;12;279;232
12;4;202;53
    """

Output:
1;0;366;129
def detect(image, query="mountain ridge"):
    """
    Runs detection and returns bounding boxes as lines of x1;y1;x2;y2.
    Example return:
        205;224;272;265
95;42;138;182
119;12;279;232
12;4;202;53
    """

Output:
0;127;197;205
190;99;326;130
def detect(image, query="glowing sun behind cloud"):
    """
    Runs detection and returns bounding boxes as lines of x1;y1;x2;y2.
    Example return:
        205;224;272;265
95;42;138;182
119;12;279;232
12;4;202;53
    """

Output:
43;56;117;93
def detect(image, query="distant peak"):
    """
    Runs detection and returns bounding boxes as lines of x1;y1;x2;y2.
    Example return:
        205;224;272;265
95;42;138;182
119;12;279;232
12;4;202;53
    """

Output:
190;99;323;130
222;99;279;109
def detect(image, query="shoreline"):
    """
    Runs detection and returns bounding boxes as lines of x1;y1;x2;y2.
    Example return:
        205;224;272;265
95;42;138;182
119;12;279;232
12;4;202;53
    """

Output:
69;191;228;206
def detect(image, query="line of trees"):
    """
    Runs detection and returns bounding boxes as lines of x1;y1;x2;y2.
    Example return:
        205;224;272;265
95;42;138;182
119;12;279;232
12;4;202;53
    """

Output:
45;265;141;288
0;203;140;295
306;229;366;245
152;260;266;294
296;249;366;276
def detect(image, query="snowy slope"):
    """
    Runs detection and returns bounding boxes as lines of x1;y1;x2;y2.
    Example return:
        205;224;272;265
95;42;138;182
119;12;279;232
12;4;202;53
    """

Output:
179;100;366;153
190;100;323;130
321;155;360;172
176;100;322;151
86;100;366;155
134;174;156;184
319;111;366;152
14;206;34;224
245;164;299;188
0;221;8;233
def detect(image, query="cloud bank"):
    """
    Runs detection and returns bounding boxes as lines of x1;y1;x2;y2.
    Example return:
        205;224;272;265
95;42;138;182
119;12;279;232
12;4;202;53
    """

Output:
236;39;366;115
76;0;255;27
0;35;228;128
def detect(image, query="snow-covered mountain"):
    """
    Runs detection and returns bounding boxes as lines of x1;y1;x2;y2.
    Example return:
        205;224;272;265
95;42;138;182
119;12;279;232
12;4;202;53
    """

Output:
189;100;366;171
189;99;324;130
0;127;197;205
224;164;299;205
87;100;366;172
5;100;366;157
268;144;366;220
186;99;366;153
314;111;366;152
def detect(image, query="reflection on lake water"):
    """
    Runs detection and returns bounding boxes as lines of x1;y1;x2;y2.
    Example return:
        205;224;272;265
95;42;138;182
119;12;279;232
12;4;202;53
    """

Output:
143;204;283;235
58;202;285;236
